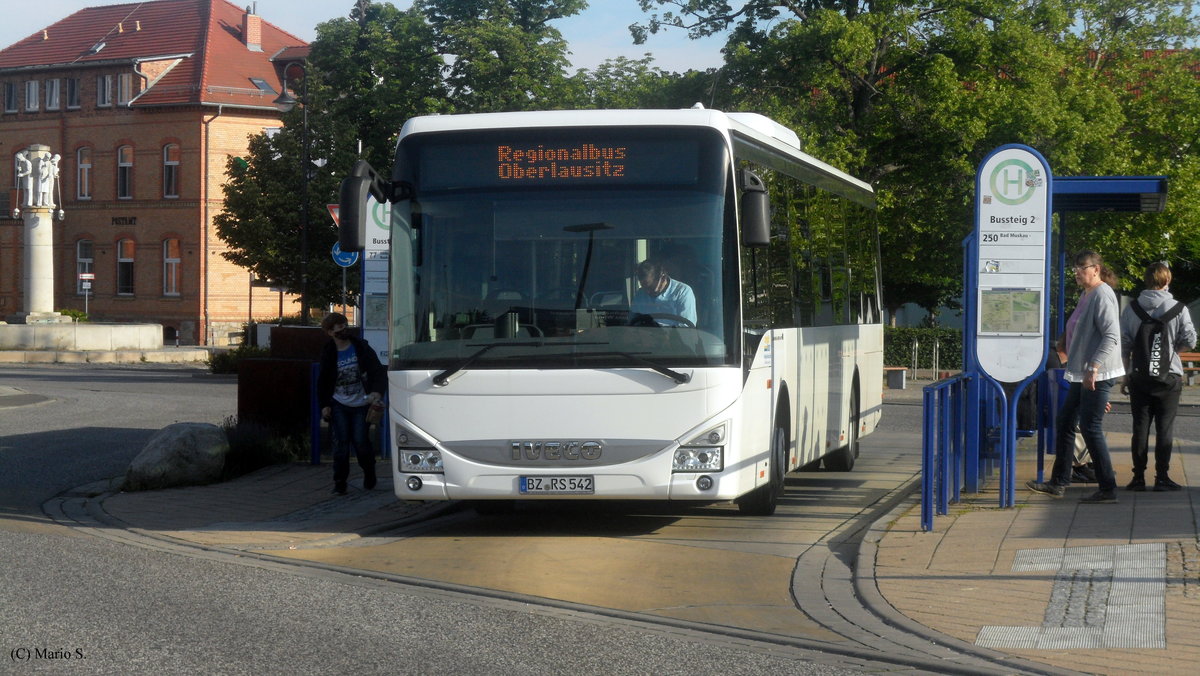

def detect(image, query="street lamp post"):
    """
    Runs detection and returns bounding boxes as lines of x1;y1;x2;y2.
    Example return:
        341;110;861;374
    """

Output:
274;63;310;325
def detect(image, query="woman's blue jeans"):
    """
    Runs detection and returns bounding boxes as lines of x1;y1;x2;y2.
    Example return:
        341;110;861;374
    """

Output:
329;400;375;486
1052;379;1115;492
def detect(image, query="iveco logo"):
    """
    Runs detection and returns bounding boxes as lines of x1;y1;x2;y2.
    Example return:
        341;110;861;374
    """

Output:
510;441;602;461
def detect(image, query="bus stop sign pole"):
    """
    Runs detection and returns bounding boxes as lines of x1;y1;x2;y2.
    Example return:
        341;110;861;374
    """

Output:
972;144;1053;507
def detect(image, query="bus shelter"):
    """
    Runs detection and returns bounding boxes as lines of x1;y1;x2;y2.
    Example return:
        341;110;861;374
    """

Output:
922;174;1167;531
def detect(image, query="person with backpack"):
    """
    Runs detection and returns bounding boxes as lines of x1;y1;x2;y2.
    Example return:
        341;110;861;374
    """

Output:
1120;261;1196;492
1028;251;1125;503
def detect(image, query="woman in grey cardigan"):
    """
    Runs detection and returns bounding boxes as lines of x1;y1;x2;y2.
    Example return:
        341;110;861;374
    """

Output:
1028;251;1125;503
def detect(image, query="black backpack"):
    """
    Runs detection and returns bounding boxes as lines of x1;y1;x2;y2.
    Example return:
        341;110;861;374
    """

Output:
1130;301;1185;385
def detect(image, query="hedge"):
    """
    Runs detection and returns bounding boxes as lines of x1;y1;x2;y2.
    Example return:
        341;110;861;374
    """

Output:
884;327;963;370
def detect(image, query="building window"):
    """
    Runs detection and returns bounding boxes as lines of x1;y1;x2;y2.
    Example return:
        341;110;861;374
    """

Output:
76;240;94;294
44;79;60;110
76;147;93;199
163;239;181;296
162;144;180;198
117;239;135;295
66;78;80;109
4;82;17;113
116;145;133;199
24;80;38;111
97;75;112;107
116;73;132;105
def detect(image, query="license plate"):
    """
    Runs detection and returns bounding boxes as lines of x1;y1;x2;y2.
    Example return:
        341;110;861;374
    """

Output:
519;476;594;494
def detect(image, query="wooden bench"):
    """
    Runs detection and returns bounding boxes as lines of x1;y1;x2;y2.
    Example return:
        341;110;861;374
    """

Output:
1180;351;1200;385
883;366;907;389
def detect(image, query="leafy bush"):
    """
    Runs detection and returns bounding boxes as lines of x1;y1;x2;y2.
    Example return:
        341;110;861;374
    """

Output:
220;416;306;480
884;326;963;370
207;344;269;374
57;308;89;322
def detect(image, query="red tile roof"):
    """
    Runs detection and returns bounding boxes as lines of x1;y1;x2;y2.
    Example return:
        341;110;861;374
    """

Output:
0;0;307;109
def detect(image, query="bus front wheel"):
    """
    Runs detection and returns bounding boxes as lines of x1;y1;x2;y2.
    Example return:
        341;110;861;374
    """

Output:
738;422;788;516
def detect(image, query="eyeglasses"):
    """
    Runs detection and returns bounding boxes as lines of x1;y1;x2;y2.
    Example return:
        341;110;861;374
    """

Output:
1073;264;1096;272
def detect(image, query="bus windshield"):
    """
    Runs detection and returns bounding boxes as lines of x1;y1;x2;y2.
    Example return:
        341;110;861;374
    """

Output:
388;127;737;373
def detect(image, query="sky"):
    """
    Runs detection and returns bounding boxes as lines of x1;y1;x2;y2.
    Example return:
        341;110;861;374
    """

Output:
0;0;729;73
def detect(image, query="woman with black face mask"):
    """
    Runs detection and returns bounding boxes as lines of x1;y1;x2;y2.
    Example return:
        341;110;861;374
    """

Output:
317;312;387;495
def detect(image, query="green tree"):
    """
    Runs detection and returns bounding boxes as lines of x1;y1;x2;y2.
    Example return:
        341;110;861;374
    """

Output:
634;0;1200;315
215;1;446;311
418;0;586;111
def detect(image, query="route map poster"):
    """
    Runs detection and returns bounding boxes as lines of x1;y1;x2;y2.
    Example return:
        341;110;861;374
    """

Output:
979;289;1041;335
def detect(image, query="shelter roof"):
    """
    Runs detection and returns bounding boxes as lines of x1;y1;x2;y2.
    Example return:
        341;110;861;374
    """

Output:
1053;176;1168;213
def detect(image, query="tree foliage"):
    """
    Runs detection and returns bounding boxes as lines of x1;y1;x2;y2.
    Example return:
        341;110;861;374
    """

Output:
217;0;1200;317
635;0;1200;314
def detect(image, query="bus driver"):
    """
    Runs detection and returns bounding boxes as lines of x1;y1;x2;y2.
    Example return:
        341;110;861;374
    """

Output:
630;259;697;326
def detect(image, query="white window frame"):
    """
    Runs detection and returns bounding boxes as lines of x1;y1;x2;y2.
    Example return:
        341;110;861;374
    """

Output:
44;79;60;110
76;240;94;295
24;80;38;112
76;147;92;200
66;78;80;109
116;239;135;296
97;75;112;107
162;239;181;296
116;73;132;105
4;82;18;113
162;144;180;198
116;145;133;199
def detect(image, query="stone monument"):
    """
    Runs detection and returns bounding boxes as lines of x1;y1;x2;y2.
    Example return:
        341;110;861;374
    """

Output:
0;143;168;357
9;143;68;324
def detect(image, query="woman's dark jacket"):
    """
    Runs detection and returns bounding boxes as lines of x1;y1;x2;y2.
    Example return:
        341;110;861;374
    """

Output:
317;336;387;409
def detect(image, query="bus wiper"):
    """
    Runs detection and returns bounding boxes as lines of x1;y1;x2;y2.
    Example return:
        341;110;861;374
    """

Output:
432;341;543;387
586;351;692;384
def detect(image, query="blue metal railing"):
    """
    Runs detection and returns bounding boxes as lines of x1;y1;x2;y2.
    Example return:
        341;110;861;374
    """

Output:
920;368;1057;531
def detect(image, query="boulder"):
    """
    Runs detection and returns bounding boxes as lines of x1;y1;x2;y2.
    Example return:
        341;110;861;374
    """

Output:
123;423;229;491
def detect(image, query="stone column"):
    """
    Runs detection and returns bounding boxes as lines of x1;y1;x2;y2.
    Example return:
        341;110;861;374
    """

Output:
10;144;67;324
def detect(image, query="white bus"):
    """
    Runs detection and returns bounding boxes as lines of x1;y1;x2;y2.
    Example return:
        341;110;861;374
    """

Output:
339;108;882;515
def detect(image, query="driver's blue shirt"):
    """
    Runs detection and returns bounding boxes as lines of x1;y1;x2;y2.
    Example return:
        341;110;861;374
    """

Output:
630;277;697;326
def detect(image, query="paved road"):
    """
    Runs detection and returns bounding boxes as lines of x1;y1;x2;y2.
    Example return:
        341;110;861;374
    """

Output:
0;364;900;674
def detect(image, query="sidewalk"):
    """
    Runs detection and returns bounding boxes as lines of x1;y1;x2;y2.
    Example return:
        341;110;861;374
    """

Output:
876;379;1200;675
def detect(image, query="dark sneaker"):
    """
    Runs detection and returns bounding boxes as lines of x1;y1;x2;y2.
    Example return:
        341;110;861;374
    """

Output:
1080;490;1118;504
364;473;377;490
332;483;348;495
1026;479;1065;498
1072;465;1097;483
1154;476;1183;492
1126;476;1146;491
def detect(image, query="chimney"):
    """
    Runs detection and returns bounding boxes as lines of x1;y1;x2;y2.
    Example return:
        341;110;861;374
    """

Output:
242;6;262;52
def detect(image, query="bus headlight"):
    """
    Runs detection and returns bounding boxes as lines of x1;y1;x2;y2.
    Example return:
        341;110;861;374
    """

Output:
673;446;723;472
395;422;443;473
401;450;443;473
673;423;726;472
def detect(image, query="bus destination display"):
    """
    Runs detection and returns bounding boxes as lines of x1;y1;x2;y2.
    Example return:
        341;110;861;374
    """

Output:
417;137;702;190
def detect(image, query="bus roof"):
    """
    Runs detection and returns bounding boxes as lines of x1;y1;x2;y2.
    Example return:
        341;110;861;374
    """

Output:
398;109;876;208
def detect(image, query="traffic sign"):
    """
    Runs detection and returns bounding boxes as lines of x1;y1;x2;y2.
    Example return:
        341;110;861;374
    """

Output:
79;272;95;280
331;241;359;268
327;204;340;228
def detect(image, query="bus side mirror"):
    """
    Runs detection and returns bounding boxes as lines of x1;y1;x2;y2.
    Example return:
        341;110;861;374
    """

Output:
740;170;770;248
338;160;393;252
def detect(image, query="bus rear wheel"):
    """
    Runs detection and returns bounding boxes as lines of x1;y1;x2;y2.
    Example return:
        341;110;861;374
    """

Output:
738;422;788;516
824;387;859;472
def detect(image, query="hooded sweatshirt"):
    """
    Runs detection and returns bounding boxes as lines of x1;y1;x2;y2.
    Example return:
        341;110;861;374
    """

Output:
1119;288;1198;377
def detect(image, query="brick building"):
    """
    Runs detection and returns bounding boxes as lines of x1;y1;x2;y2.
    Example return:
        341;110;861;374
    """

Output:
0;0;307;344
